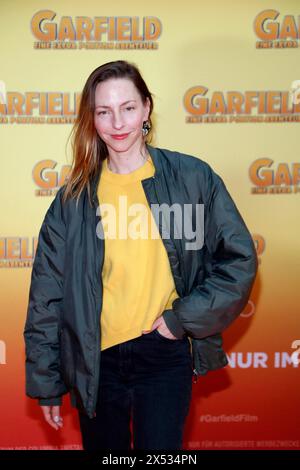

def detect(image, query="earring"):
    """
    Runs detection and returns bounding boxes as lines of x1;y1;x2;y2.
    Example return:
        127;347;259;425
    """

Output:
142;120;151;136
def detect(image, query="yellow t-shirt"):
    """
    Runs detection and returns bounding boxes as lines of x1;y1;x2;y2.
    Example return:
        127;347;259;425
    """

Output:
97;154;179;350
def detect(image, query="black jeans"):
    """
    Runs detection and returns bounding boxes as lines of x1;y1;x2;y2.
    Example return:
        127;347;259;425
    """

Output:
78;328;193;450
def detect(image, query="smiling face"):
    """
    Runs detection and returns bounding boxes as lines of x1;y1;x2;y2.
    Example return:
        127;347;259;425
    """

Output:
94;78;150;154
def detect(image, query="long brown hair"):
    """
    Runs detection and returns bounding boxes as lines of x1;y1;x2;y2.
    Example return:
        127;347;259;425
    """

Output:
62;60;154;207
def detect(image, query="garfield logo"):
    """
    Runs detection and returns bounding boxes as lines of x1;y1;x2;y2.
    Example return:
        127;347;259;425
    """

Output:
33;160;71;196
31;10;162;50
0;237;37;267
254;9;300;49
0;91;79;124
183;86;300;123
249;158;300;194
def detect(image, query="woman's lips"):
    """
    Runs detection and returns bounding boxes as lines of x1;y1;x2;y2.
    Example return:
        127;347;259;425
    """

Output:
111;133;129;140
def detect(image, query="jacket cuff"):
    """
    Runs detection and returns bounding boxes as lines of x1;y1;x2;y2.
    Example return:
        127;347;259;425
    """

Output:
162;309;186;339
38;396;63;406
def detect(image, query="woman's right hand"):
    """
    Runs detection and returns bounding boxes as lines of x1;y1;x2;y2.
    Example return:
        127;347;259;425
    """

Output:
40;405;63;431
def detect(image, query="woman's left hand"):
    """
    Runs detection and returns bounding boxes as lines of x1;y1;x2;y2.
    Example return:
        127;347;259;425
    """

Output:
142;316;179;340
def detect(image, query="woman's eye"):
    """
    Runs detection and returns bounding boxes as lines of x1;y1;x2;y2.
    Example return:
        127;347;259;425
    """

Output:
96;107;134;116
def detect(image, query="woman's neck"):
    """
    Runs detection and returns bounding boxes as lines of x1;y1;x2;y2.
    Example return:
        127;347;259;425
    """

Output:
106;142;149;174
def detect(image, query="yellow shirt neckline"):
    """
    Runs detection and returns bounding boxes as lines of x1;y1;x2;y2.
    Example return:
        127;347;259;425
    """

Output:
101;154;154;185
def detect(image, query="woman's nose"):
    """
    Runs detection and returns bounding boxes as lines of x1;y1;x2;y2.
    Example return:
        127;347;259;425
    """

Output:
112;111;124;129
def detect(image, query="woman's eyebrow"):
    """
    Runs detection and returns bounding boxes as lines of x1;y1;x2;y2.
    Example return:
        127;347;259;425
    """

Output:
95;100;136;109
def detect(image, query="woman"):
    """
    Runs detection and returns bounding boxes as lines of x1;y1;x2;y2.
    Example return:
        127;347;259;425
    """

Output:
24;60;258;450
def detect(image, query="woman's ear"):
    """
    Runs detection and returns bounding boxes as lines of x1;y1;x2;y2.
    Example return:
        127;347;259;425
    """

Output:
144;97;151;119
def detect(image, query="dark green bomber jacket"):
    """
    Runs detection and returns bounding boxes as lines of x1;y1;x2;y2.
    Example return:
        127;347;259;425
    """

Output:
23;143;258;418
